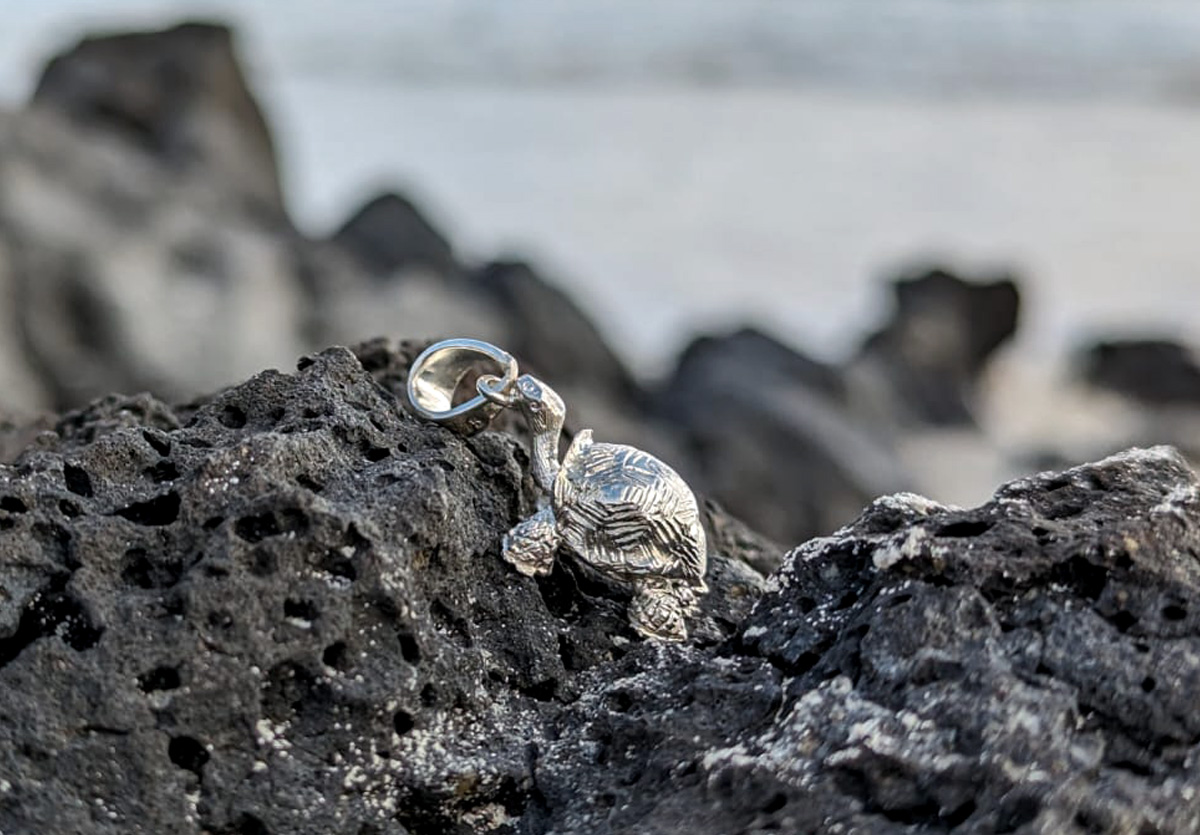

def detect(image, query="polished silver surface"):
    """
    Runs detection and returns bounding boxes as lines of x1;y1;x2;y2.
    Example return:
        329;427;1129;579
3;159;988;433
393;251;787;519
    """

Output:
407;338;708;641
406;338;518;435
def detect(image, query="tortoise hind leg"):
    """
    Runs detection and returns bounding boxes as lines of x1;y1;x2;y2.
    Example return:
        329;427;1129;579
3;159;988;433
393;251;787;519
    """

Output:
672;578;706;616
628;577;690;641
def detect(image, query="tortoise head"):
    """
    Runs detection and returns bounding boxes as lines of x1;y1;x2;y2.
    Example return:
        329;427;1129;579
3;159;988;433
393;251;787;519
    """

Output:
510;374;566;435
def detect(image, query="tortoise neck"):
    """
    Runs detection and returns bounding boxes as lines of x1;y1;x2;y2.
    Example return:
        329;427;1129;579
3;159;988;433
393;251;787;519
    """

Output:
530;422;563;494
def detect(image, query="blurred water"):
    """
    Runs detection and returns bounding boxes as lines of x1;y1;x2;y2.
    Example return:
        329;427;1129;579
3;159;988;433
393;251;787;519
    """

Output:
10;0;1200;97
4;1;1200;373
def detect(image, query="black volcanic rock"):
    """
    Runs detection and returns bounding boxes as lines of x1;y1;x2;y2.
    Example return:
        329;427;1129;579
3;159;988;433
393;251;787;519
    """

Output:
332;192;458;279
735;447;1200;834
0;101;323;411
0;343;762;835
0;344;1198;833
1080;338;1200;406
854;266;1021;426
32;21;284;212
533;448;1200;834
656;327;909;545
679;328;847;401
2;23;646;420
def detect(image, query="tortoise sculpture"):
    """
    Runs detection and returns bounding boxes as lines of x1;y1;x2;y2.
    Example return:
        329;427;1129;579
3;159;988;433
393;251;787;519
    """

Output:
407;339;708;641
499;374;708;641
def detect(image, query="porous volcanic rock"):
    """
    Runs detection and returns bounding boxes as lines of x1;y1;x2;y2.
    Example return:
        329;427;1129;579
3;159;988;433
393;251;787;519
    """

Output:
0;342;763;835
734;446;1200;834
2;342;1197;834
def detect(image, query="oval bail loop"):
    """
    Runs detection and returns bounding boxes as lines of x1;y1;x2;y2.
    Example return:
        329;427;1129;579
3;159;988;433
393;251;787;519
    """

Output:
406;338;519;435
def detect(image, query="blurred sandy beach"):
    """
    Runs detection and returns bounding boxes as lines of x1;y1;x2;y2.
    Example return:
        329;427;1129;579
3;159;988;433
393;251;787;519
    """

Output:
4;1;1200;376
270;81;1200;378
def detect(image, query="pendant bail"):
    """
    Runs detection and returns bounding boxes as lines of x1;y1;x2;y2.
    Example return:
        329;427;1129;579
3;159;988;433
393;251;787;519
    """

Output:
406;338;519;435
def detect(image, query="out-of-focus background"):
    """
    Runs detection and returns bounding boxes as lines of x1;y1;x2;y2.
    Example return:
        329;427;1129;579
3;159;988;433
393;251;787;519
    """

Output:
3;0;1200;546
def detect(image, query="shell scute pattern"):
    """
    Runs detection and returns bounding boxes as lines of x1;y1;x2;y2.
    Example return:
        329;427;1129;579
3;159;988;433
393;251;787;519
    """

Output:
555;433;706;579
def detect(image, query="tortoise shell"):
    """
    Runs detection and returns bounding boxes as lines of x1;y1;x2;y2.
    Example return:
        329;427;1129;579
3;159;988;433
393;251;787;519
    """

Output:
552;430;706;582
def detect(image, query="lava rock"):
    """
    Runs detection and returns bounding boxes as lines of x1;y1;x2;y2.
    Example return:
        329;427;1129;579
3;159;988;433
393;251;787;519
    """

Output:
328;204;642;420
853;265;1021;426
0;343;763;835
733;446;1200;834
1062;338;1200;465
1;346;1198;833
679;327;847;401
656;327;910;545
0;19;344;412
31;21;284;213
1079;338;1200;406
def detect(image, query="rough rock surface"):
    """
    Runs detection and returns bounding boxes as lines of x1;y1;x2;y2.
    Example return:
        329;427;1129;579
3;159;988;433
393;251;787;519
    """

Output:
1;342;1198;834
0;342;764;835
540;447;1200;834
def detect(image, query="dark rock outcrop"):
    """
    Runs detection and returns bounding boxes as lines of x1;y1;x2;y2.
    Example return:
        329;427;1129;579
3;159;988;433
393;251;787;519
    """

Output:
0;343;762;835
470;260;639;410
735;447;1200;834
1080;338;1200;406
0;23;645;425
0;104;317;412
3;343;1195;834
853;266;1021;426
656;327;910;545
1;20;341;412
333;192;458;279
1065;338;1200;466
652;265;1025;546
32;21;284;213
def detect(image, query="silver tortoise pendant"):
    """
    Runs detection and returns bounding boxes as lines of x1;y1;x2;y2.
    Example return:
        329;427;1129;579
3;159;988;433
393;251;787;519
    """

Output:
407;338;708;641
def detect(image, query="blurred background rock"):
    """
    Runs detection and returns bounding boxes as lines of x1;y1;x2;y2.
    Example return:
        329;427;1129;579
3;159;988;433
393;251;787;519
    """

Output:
2;1;1200;544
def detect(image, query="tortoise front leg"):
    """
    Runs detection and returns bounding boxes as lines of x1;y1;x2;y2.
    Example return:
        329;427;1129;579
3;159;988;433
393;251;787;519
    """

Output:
501;506;560;577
